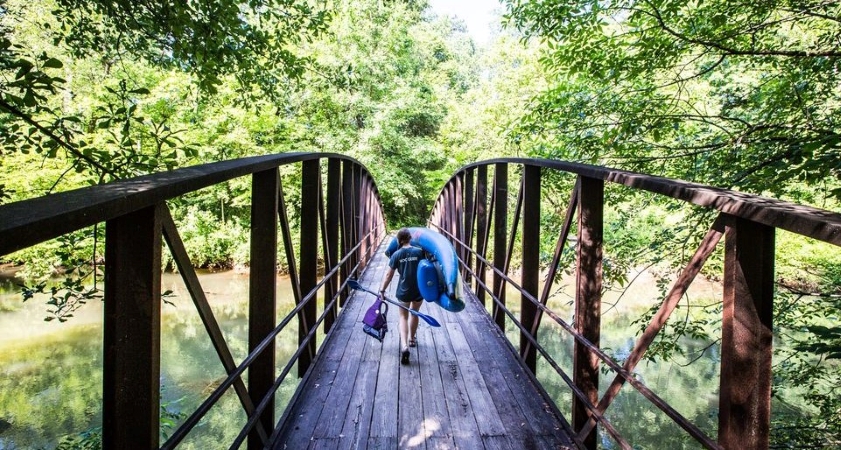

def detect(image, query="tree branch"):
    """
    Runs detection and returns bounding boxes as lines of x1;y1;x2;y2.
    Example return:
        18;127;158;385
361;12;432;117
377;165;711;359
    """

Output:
0;98;114;176
642;0;841;58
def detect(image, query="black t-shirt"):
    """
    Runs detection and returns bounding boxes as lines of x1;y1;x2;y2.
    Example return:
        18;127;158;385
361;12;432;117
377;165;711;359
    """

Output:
388;245;425;302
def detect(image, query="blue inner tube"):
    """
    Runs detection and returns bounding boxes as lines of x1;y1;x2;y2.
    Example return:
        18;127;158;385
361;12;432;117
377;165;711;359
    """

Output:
385;227;465;312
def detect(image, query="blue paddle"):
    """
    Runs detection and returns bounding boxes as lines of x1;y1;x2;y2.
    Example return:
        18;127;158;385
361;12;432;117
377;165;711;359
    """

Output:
347;279;441;327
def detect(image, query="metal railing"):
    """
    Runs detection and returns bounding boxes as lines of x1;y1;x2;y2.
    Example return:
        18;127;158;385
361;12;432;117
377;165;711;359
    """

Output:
0;153;386;450
428;157;841;450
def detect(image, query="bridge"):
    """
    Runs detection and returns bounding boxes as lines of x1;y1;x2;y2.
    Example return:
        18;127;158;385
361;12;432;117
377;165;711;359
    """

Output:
1;153;840;449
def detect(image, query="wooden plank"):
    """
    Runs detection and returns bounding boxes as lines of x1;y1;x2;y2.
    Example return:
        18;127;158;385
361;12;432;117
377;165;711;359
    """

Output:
484;434;575;450
398;345;425;447
274;241;575;449
483;435;521;450
435;326;483;448
457;306;574;445
312;294;368;440
274;359;341;448
277;252;386;449
417;319;454;443
460;316;549;437
363;247;399;441
367;436;398;449
309;437;340;450
445;321;507;437
369;315;400;439
339;356;378;449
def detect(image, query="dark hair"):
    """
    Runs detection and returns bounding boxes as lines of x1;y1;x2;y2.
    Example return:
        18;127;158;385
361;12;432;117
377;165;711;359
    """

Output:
397;228;412;246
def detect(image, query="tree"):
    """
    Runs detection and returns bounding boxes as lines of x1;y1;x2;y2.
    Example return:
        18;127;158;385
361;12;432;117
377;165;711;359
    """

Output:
503;0;841;200
503;1;841;445
0;0;329;191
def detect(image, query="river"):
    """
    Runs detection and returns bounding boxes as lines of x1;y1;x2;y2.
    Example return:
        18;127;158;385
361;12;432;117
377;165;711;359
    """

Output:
0;268;803;449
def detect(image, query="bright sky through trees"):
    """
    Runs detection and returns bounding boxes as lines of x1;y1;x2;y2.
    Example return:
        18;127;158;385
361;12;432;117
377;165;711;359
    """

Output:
428;0;501;45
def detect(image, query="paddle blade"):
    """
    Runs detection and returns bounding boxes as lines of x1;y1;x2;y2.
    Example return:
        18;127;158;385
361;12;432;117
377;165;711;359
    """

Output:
347;278;362;290
415;311;441;327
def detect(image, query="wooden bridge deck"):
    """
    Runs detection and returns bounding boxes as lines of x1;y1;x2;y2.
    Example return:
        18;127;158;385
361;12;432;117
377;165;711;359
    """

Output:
272;241;578;449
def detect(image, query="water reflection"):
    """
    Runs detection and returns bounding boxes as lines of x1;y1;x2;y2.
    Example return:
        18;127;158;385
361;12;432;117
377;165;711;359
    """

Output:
492;272;724;449
0;268;796;449
0;270;303;449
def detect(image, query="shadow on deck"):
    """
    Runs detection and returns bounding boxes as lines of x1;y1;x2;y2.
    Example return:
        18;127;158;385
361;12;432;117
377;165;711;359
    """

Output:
273;240;578;449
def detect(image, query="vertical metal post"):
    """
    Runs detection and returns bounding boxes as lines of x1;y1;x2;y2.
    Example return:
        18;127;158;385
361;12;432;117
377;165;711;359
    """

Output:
448;183;457;239
455;173;464;263
443;183;451;236
326;159;341;330
476;166;488;306
520;165;541;373
719;217;774;449
343;162;357;280
353;167;368;273
363;172;370;264
103;205;162;450
299;160;319;377
464;168;475;282
341;161;353;303
573;176;603;450
492;164;507;329
364;175;374;257
248;169;278;450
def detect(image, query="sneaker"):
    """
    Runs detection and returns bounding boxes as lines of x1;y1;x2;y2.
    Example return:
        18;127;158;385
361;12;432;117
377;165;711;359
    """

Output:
401;348;410;365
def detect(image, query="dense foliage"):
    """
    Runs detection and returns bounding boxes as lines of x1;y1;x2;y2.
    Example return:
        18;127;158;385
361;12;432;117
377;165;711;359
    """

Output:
502;0;841;446
503;0;841;201
2;0;841;447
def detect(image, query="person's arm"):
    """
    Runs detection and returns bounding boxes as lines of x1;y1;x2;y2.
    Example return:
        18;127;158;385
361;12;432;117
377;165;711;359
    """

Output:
380;267;395;295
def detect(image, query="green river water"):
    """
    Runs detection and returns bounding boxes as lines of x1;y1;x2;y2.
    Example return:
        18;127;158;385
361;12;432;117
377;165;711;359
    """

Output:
0;269;808;449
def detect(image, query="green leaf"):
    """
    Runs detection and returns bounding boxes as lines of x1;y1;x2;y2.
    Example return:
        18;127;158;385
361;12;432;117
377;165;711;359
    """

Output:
43;57;63;69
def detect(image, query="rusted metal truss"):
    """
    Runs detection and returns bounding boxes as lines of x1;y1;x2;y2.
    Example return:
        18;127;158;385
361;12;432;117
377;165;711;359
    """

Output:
429;157;841;450
0;153;386;450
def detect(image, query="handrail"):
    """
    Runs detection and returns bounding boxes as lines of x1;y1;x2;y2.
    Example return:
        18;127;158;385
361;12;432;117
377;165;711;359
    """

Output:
454;158;841;246
434;224;719;450
429;158;841;450
0;152;358;256
0;152;387;450
160;228;384;450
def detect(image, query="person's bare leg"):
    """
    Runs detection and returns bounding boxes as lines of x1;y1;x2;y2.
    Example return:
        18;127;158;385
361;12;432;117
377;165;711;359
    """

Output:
398;307;410;350
408;300;422;345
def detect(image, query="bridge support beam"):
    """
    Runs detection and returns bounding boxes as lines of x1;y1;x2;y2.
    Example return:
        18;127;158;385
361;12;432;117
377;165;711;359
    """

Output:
719;216;774;449
249;169;279;450
463;168;475;283
300;160;320;376
492;164;507;329
103;204;163;450
476;165;488;307
521;165;541;372
341;161;356;299
573;176;603;450
325;158;341;331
